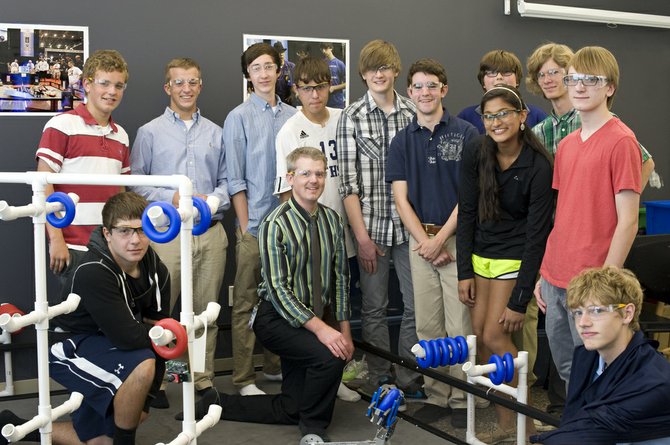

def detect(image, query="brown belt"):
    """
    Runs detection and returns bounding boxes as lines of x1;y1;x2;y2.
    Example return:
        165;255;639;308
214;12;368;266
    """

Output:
421;223;443;236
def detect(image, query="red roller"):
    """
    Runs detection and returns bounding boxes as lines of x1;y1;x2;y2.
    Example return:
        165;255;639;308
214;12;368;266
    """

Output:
152;318;187;359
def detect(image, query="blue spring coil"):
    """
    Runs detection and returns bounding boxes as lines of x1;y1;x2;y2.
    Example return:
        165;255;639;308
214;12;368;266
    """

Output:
416;336;468;369
487;352;515;385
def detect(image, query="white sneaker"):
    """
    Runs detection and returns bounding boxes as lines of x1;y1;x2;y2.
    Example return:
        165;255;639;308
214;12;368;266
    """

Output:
337;382;361;402
263;372;283;382
239;383;266;396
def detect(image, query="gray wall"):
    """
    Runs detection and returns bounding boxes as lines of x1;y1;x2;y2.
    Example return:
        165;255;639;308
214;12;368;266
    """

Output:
1;0;668;381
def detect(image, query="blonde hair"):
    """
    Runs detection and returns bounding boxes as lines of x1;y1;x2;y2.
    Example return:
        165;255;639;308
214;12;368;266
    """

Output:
567;266;642;331
286;147;327;172
83;49;128;83
526;42;574;96
358;40;401;80
569;46;619;109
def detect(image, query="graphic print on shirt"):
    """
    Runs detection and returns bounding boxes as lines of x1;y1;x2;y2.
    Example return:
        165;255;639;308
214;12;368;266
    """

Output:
319;139;339;178
437;132;465;162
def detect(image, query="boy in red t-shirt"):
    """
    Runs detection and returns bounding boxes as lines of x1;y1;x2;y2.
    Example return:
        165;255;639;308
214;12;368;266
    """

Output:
534;46;641;388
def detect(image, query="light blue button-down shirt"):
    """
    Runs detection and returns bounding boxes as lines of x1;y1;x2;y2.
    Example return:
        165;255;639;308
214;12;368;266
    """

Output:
223;93;296;236
130;107;230;219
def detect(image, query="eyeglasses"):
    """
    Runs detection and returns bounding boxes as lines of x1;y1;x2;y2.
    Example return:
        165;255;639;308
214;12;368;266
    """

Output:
296;82;330;93
90;78;127;90
168;78;201;88
111;226;146;238
249;63;278;74
288;169;327;179
411;81;443;91
371;65;393;74
484;70;515;78
537;69;564;79
570;304;627;320
481;109;520;122
563;74;608;87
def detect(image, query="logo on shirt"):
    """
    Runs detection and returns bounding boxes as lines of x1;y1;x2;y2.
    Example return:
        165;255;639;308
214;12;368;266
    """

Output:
437;134;464;162
115;364;124;375
299;130;309;139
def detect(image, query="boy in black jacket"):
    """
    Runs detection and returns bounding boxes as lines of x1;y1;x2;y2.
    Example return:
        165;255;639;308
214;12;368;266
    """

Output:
0;192;170;445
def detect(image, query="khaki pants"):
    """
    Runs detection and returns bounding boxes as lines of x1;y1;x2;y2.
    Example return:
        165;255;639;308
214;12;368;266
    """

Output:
151;223;227;391
231;229;280;388
410;236;472;409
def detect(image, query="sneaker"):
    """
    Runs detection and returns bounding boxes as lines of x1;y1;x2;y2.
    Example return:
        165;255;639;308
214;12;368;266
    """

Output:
337;382;361;402
239;383;266;396
413;403;451;423
399;382;427;400
175;387;221;421
263;372;283;382
342;358;367;382
533;419;558;432
475;397;491;409
359;375;394;397
450;408;467;429
477;424;516;444
151;389;170;409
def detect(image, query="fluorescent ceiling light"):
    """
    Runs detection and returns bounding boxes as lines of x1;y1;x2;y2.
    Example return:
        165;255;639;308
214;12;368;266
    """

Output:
516;0;670;29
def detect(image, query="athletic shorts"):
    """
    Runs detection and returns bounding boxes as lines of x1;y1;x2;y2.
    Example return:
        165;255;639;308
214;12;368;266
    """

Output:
472;254;521;280
49;334;155;442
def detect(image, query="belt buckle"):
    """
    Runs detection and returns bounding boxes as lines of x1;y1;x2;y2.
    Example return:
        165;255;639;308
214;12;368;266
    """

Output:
422;223;434;234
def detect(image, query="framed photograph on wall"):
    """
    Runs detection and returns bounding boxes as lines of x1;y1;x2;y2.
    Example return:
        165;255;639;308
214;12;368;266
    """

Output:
242;34;349;109
0;23;89;116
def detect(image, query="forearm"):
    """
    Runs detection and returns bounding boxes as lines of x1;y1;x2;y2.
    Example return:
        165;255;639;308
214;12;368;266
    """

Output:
604;191;640;267
231;192;249;232
641;157;655;191
343;195;369;242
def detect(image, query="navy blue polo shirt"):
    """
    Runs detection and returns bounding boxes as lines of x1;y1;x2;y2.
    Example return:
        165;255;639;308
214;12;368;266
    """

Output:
386;109;479;224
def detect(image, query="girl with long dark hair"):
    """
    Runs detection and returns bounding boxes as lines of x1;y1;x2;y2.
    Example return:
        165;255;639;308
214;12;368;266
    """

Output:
457;85;554;442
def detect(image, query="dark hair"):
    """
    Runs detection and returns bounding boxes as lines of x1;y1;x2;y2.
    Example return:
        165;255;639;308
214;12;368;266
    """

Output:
477;85;552;222
477;50;522;89
102;192;148;229
241;42;280;79
294;56;331;85
407;58;447;87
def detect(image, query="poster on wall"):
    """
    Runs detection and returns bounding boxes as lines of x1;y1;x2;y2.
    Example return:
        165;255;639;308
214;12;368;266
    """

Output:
0;23;89;116
242;34;349;109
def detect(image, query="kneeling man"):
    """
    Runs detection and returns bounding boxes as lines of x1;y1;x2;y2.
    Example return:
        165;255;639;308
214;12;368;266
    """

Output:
183;147;352;442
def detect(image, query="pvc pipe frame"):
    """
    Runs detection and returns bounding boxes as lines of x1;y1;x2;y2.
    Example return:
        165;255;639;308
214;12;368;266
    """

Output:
462;335;528;445
0;331;14;397
0;171;220;445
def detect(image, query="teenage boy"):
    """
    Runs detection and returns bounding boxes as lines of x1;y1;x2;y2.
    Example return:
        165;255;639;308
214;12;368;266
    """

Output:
386;59;478;426
224;42;297;396
337;39;422;397
178;148;352;443
320;42;346;109
131;58;229;406
458;49;547;134
526;42;655;184
535;46;642;388
531;266;670;444
36;49;130;284
0;192;169;445
274;57;359;402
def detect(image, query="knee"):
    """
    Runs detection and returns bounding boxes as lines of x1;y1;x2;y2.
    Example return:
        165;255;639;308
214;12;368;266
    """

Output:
131;358;156;387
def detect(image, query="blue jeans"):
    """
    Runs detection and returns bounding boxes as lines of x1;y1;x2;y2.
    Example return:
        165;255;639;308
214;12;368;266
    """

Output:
541;277;582;388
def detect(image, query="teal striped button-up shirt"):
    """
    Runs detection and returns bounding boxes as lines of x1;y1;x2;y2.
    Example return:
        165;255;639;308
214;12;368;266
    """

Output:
258;198;350;327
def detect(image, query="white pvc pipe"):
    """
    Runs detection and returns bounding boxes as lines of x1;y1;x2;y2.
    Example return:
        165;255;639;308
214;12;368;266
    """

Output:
1;392;82;443
149;325;176;346
410;343;425;359
0;330;14;397
157;405;222;445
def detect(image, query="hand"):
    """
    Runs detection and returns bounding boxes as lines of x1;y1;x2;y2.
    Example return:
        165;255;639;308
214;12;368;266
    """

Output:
315;324;354;361
48;238;70;273
413;236;446;263
172;192;208;208
458;279;476;308
534;279;546;314
357;236;384;274
431;248;455;268
498;308;525;333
